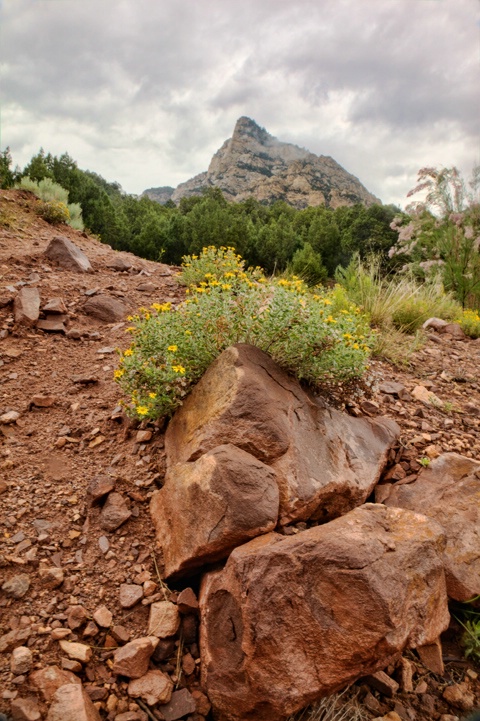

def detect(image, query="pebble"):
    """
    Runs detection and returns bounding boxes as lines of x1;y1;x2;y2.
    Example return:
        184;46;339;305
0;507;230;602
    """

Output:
10;646;33;675
59;640;93;663
127;669;173;706
112;637;158;679
148;601;180;638
93;605;113;628
100;492;132;532
39;566;64;588
2;573;30;598
119;584;144;609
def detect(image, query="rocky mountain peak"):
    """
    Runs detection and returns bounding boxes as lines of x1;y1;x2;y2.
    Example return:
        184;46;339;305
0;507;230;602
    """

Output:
144;117;381;209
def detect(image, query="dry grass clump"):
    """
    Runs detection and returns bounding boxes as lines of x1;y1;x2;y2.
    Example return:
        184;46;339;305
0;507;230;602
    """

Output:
288;689;369;721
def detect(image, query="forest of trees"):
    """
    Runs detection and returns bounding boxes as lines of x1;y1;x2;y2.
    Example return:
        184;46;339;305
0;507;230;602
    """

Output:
0;148;402;281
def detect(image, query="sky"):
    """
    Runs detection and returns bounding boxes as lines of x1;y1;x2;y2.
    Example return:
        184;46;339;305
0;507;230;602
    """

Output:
1;0;479;208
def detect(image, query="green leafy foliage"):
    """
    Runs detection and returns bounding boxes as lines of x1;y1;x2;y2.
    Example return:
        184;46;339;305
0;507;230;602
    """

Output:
457;308;480;338
115;248;371;420
37;200;70;225
18;176;84;230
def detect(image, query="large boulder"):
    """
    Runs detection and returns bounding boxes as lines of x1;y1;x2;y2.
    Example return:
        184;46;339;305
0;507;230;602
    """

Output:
165;344;399;525
151;444;279;578
384;452;480;602
44;236;92;273
199;504;449;721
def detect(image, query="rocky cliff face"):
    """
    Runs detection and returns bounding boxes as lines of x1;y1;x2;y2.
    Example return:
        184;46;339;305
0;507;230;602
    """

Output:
145;117;380;209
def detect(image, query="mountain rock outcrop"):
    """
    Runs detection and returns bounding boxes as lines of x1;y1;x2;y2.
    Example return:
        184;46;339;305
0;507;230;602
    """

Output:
144;117;380;209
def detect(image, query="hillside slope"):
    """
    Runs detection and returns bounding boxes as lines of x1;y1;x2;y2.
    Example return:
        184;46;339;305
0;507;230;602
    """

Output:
0;190;479;720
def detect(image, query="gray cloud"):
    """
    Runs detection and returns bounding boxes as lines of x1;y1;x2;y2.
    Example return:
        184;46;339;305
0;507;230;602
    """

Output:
1;0;478;205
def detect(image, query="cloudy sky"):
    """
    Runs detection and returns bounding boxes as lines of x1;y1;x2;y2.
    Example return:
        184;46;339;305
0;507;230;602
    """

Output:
1;0;479;207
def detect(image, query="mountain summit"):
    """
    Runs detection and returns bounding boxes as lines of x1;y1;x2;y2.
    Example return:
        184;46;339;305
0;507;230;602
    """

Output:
144;117;380;208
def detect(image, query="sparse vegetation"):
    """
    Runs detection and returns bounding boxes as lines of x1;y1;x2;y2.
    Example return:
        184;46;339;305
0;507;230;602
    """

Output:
17;176;84;230
115;247;372;420
288;689;368;721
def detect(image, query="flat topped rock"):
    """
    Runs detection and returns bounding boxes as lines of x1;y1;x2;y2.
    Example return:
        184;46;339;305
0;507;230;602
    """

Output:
44;236;92;273
14;287;40;327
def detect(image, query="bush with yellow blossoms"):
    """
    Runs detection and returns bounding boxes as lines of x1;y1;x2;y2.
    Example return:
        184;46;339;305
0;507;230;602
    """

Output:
114;248;372;420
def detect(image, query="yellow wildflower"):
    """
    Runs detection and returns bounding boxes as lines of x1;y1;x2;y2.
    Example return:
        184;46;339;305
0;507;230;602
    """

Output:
172;365;186;375
125;327;136;333
113;369;124;379
124;348;133;356
167;345;178;352
149;392;157;399
136;406;149;416
222;284;232;291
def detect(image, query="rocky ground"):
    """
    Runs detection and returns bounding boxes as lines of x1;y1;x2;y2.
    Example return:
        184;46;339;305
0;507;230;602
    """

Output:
0;189;479;721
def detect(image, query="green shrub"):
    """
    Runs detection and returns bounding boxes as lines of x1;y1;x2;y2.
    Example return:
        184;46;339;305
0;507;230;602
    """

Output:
18;176;84;230
288;242;328;286
115;250;372;420
37;200;70;225
179;245;264;287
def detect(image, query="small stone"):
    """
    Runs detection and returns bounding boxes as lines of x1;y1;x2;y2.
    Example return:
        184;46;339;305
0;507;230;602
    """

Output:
158;688;196;721
14;287;40;327
46;683;101;721
143;580;157;597
112;637;158;679
51;628;71;640
111;625;131;644
83;621;99;638
100;493;132;532
191;689;211;716
30;394;56;408
2;573;30;598
366;670;399;698
136;282;156;292
67;605;88;630
59;640;92;663
181;652;196;676
98;536;110;554
9;696;41;721
148;601;180;638
39;566;64;588
66;329;82;339
0;410;20;425
36;318;66;333
127;669;173;706
93;605;112;628
119;584;144;609
135;430;152;443
176;588;199;615
152;638;176;663
412;385;442;406
42;297;67;314
11;647;33;675
442;683;475;711
83;295;127;323
415;680;428;694
61;657;82;673
417;639;444;674
399;657;414;693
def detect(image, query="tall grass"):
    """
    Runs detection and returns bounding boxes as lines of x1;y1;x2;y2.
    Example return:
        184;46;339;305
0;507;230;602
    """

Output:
335;255;461;363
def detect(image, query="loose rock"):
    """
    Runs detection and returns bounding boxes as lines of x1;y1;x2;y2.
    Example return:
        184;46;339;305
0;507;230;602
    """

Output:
44;236;92;273
46;683;101;721
14;287;40;327
10;647;33;675
2;573;30;598
148;602;180;638
119;584;143;609
127;669;173;706
100;492;132;531
112;637;158;679
83;294;127;322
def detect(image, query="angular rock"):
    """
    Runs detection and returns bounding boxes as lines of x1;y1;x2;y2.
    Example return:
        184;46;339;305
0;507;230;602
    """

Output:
151;444;279;578
39;566;64;588
31;394;56;408
199;504;449;721
158;688;196;721
11;646;33;675
411;385;442;406
0;410;20;424
443;323;467;340
365;670;399;697
42;297;67;314
2;573;30;598
100;492;132;531
417;639;444;674
422;317;448;332
385;453;480;601
112;637;158;679
148;601;180;638
88;475;116;505
29;665;81;702
177;587;199;615
165;344;399;525
14;287;40;327
66;605;88;630
83;294;127;322
119;584;143;609
107;256;133;271
92;605;112;628
59;640;92;663
44;236;92;273
36;318;66;333
127;669;173;706
10;697;41;721
46;683;101;721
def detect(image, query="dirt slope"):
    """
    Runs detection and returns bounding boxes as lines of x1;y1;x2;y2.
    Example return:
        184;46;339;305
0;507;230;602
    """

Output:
0;190;478;720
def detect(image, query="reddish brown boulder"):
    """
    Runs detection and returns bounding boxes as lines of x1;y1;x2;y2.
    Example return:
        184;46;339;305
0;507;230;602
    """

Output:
44;236;92;273
165;344;399;525
14;287;40;327
151;444;279;578
384;452;480;601
199;504;449;721
46;683;101;721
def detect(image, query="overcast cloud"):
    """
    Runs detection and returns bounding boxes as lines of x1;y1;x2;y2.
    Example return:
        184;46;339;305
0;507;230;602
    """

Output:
1;0;479;207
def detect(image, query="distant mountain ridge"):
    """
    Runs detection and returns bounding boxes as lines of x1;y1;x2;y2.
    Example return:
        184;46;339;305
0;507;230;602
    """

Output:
143;117;380;209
